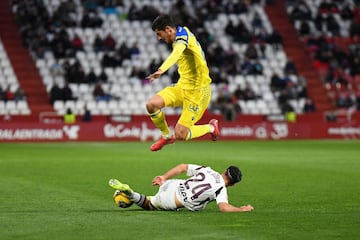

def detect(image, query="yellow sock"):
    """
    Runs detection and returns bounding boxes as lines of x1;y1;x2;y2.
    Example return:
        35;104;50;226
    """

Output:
186;124;211;140
149;110;170;137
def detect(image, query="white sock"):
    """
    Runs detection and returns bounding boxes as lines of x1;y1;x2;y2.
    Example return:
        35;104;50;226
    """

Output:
209;124;215;133
163;132;172;139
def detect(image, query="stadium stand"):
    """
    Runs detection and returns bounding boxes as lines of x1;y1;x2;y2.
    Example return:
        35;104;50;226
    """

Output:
0;37;31;115
286;0;360;118
0;0;53;117
3;0;357;120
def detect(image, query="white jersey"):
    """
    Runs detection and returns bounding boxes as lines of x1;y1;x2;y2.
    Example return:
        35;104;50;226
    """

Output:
175;164;228;211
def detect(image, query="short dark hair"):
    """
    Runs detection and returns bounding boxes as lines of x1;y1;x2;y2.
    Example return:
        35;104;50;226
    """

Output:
152;14;176;31
226;166;242;184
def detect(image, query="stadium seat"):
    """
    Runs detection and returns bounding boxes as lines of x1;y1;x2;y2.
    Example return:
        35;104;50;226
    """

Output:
53;100;64;113
75;100;86;114
96;101;109;115
6;101;19;115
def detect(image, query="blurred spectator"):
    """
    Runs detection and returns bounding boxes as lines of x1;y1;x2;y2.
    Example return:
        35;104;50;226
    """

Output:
81;10;103;28
244;43;258;60
349;19;360;37
324;67;348;88
85;68;98;84
243;84;257;101
149;58;161;73
271;73;288;91
267;29;283;49
211;89;239;121
93;34;104;52
65;60;86;83
103;33;116;51
356;92;360;110
83;0;98;12
4;86;15;101
252;60;264;75
285;106;297;123
258;41;267;58
336;91;353;108
281;99;295;113
101;53;114;67
63;108;76;124
0;86;4;100
251;12;263;29
71;34;84;52
226;19;251;43
233;85;245;100
241;59;263;75
130;66;147;84
303;98;316;112
14;87;26;101
340;3;354;21
49;83;62;104
209;69;228;85
288;1;311;22
326;15;340;36
299;21;311;36
93;82;112;101
117;42;131;60
349;56;360;76
225;20;237;37
129;42;140;56
51;30;73;58
98;69;108;83
278;89;290;110
50;61;64;77
82;105;92;122
62;82;76;101
322;1;340;13
284;59;297;75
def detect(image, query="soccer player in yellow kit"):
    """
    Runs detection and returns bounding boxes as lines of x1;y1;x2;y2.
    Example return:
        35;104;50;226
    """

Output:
146;14;220;151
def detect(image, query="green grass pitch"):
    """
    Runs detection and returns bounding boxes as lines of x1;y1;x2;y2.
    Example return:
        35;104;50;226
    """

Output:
0;140;359;240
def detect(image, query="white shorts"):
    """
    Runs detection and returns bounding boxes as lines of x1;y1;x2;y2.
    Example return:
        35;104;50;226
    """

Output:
150;179;184;210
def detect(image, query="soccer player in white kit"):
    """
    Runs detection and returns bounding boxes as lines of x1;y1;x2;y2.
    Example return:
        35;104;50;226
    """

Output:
109;164;254;212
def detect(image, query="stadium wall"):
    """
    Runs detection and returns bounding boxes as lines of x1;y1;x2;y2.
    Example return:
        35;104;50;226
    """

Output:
0;113;359;142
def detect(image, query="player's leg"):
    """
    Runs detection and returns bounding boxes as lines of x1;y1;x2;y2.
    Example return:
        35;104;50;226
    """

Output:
190;86;219;140
111;179;182;211
108;179;155;210
149;180;182;210
176;118;217;141
177;86;219;140
146;86;182;151
146;94;171;137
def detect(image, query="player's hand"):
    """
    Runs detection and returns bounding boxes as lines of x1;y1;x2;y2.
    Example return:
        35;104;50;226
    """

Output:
239;205;254;212
146;69;164;82
152;175;165;186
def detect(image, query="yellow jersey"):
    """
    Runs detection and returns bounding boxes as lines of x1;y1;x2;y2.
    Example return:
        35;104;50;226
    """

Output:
159;26;212;89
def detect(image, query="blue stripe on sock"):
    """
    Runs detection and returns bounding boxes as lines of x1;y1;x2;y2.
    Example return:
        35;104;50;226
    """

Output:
187;130;192;140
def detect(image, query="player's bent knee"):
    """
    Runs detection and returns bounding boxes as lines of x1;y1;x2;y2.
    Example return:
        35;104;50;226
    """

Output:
146;95;165;113
174;130;188;140
145;101;154;113
146;100;159;113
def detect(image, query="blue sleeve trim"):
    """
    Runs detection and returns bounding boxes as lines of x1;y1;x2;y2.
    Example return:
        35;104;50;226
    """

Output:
175;26;188;44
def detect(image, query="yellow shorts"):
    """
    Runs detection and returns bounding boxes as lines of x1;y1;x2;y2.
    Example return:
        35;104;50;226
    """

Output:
157;84;211;128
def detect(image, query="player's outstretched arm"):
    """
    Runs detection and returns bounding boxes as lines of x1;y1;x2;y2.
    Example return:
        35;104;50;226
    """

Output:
218;202;254;212
152;164;188;186
146;69;164;82
146;44;186;82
